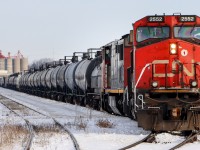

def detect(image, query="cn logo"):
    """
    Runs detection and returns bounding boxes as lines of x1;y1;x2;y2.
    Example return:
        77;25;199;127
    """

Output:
152;59;194;77
181;49;188;57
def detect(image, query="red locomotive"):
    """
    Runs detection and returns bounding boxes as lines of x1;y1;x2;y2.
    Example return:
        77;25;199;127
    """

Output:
133;14;200;131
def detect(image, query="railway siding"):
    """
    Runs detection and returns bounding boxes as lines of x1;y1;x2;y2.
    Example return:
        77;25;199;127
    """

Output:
0;95;77;150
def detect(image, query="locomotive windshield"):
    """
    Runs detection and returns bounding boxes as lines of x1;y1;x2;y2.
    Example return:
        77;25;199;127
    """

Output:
174;26;200;40
136;27;170;42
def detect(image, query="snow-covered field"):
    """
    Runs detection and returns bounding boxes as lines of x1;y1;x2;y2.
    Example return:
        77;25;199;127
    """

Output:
0;87;200;150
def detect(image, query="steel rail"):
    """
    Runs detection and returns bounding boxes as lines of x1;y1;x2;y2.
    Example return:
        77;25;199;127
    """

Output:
169;131;200;150
0;95;81;150
0;97;34;150
119;132;155;150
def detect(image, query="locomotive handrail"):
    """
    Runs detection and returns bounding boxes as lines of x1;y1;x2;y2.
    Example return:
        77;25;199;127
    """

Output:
148;107;160;109
190;106;200;110
133;63;152;112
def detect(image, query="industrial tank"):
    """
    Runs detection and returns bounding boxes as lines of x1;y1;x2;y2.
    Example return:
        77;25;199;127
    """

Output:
51;66;61;89
24;73;31;87
27;73;33;87
40;70;48;88
75;56;102;92
45;68;54;89
24;73;30;86
28;73;33;87
20;74;24;86
0;58;5;70
36;71;43;87
0;77;4;86
6;58;13;74
14;75;21;89
74;59;91;91
8;76;14;86
30;73;36;87
33;72;39;87
57;64;69;89
19;74;24;86
20;58;28;72
64;62;80;91
13;58;20;73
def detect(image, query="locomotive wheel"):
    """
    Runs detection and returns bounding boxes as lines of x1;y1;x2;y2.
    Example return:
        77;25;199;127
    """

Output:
65;96;71;103
73;97;77;104
75;97;82;105
61;96;65;102
57;95;64;102
42;92;45;98
93;99;100;110
50;94;54;100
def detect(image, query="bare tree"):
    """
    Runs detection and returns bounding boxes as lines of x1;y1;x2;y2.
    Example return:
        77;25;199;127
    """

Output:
29;58;54;70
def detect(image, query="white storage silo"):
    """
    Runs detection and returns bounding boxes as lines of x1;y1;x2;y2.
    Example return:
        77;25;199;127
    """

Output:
20;58;28;72
0;58;5;70
13;58;20;73
6;58;13;74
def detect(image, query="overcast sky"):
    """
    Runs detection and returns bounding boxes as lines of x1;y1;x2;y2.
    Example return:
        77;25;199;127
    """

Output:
0;0;198;63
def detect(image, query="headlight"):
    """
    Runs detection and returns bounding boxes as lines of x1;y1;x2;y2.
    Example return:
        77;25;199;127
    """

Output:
152;81;158;88
170;43;177;55
191;80;198;87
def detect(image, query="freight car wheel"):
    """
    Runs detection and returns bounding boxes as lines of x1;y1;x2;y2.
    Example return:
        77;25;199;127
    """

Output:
67;96;73;104
57;95;64;102
84;97;89;107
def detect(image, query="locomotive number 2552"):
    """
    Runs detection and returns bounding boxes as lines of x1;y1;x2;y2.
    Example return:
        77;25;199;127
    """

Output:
148;16;164;22
179;16;195;22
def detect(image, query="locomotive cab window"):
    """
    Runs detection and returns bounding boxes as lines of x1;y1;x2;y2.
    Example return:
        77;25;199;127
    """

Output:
174;26;200;40
136;27;170;42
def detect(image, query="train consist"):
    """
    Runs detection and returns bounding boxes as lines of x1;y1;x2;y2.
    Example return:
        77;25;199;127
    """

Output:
2;14;200;132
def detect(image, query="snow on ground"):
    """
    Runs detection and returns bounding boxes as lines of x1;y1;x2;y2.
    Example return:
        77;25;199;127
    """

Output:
31;126;74;150
128;133;186;150
0;102;26;126
1;87;200;149
0;87;149;150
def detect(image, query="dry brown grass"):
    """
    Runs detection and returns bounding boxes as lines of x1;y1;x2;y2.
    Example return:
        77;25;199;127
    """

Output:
32;124;66;147
96;119;114;128
74;116;88;131
33;124;60;133
0;125;28;148
77;122;87;130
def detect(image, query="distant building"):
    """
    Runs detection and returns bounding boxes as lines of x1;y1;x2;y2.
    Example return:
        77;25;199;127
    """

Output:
0;50;28;77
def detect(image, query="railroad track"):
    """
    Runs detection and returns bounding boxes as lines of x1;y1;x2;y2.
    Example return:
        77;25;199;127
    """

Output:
119;132;156;150
0;95;80;150
0;96;34;150
120;131;200;150
169;131;200;150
